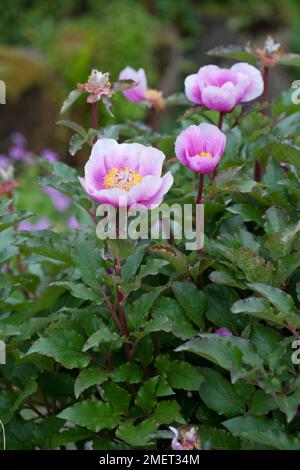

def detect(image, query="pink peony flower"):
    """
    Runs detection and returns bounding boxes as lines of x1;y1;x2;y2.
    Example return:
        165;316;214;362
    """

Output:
185;63;264;112
169;426;200;451
175;123;226;174
118;66;147;103
215;327;232;337
79;138;173;208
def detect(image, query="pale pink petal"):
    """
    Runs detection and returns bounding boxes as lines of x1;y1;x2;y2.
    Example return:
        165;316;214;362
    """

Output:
84;139;119;189
184;74;202;104
128;175;163;206
119;66;147;103
201;82;237;112
231;62;264;101
146;171;174;207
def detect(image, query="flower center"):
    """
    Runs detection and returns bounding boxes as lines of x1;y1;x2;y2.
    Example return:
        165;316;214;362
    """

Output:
103;167;142;192
196;152;213;158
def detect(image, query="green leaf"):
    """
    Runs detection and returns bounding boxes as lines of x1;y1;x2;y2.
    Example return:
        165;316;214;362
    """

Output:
144;297;197;340
250;324;283;358
176;334;263;378
121;245;145;282
51;281;99;302
56;119;87;138
0;211;34;233
112;79;136;92
279;53;300;67
149;245;189;276
72;232;100;290
58;400;120;432
61;88;83;113
82;326;122;352
199;368;245;417
156;357;204;391
107;239;134;260
153;400;184;425
227;203;262;224
74;367;108;398
51;428;93;449
223;416;300;450
247;283;299;327
231;296;285;326
275;390;300;423
172;281;206;328
0;380;38;425
207;45;257;64
112;362;143;384
116;418;158;447
102;382;131;415
138;258;169;279
249;390;277;416
198;425;240;450
135;376;159;414
128;287;164;330
27;329;90;369
69;133;85;156
205;284;240;330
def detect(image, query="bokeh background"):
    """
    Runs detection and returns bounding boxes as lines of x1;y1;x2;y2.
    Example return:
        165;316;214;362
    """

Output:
1;0;300;163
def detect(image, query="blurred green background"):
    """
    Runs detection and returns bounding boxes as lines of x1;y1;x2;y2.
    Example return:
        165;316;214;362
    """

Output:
1;0;300;161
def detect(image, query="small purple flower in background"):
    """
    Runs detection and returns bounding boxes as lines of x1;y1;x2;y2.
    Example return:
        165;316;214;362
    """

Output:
41;149;59;163
18;218;50;232
215;327;232;337
43;186;71;212
9;146;33;162
10;132;27;148
185;63;263;112
169;426;200;451
119;66;147;103
68;215;80;230
0;155;9;169
175;123;226;174
79;138;173;208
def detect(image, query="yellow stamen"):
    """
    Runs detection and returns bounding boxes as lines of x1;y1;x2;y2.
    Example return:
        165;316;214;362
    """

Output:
196;152;213;158
103;167;142;192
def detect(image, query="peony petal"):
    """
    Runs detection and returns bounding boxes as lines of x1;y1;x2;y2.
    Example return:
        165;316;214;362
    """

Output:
231;62;264;101
184;74;202;104
145;171;174;207
119;66;147;103
175;124;202;164
188;154;220;174
201;82;237;112
128;175;163;206
84;139;119;189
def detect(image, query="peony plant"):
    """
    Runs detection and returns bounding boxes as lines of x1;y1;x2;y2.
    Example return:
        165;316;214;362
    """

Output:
1;36;300;453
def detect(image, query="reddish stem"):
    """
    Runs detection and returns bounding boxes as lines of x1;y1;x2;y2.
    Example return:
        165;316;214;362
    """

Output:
150;107;158;133
254;66;269;182
196;173;204;205
261;66;269;104
91;102;98;144
212;112;224;178
217;111;223;130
